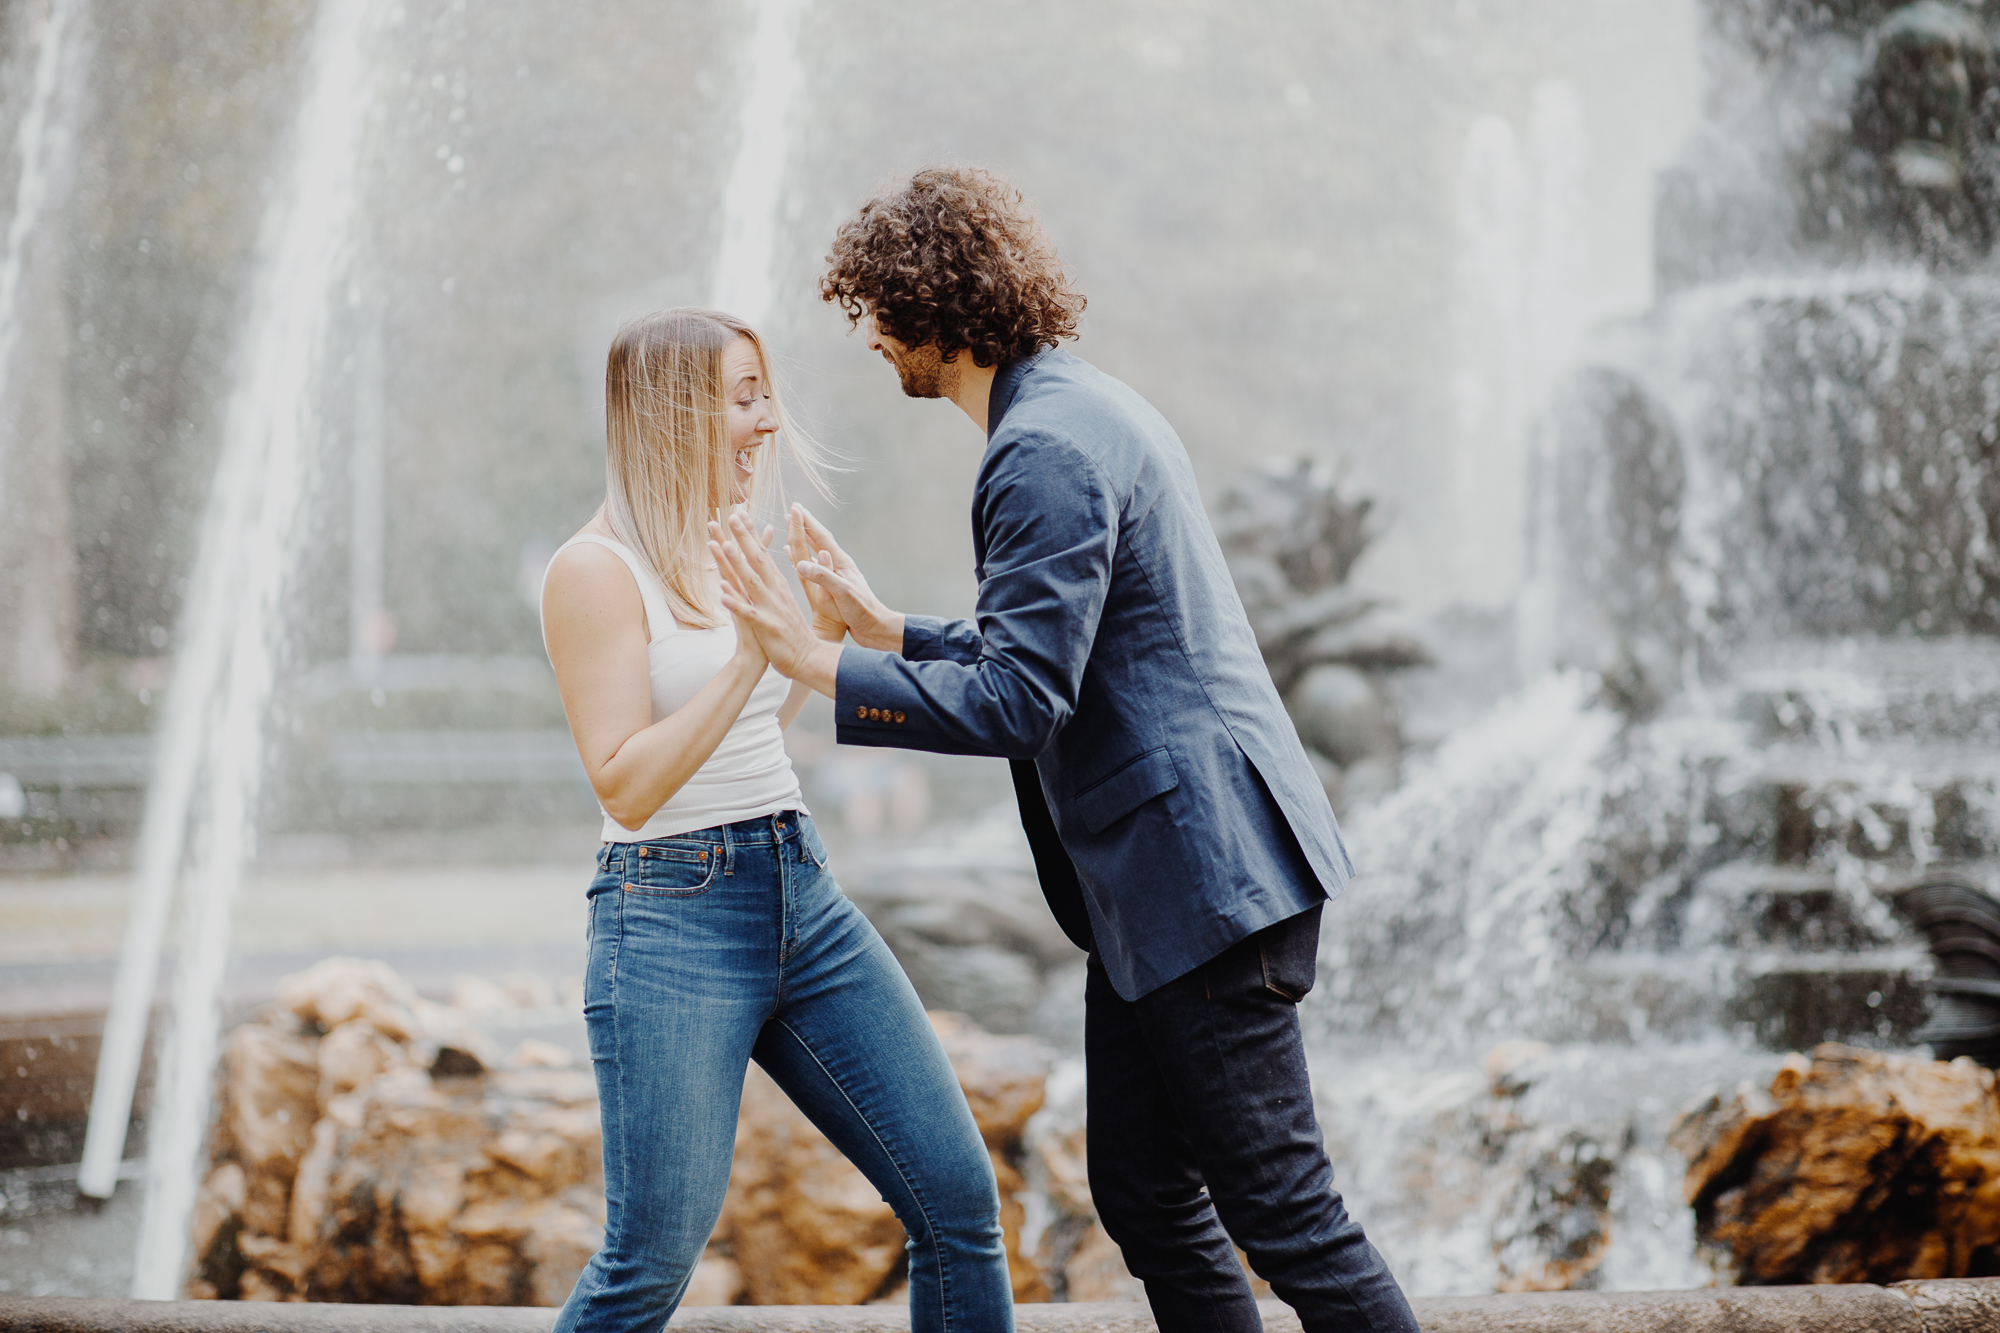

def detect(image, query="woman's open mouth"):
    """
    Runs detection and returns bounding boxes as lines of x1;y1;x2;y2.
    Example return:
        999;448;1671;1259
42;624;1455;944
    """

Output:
736;448;754;474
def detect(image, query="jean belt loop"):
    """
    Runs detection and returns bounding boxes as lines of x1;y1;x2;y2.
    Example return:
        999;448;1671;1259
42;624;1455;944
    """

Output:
722;820;735;877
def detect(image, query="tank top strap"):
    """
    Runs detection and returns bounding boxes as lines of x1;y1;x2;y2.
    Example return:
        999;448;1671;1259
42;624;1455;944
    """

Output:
547;533;678;641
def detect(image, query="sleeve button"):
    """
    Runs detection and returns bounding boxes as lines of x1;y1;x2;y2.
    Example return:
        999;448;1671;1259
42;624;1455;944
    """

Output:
854;706;867;720
894;712;906;723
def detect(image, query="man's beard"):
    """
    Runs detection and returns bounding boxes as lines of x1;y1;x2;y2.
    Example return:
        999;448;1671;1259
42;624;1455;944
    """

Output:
893;343;957;400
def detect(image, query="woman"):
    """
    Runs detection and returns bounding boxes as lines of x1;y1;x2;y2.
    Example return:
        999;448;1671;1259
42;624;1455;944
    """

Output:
540;307;1013;1333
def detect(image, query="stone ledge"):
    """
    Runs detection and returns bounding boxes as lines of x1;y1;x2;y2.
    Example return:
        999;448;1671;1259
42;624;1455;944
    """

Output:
1;1286;1997;1333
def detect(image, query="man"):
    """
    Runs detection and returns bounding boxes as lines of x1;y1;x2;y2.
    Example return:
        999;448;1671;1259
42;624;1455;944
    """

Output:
712;166;1417;1333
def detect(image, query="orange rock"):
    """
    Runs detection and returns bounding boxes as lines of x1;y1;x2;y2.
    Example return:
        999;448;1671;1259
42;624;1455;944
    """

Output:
276;958;420;1044
1061;1222;1142;1302
195;960;1066;1310
188;1162;246;1286
682;1254;746;1307
994;1158;1051;1303
929;1011;1051;1148
524;1204;605;1307
722;1063;909;1304
215;1023;320;1178
1673;1043;2000;1283
316;1020;407;1110
287;1058;607;1304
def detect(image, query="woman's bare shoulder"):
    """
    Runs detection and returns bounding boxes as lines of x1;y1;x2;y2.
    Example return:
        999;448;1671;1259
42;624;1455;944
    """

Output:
542;534;644;631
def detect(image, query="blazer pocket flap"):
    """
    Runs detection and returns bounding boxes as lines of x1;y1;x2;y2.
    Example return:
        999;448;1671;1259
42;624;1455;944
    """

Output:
1074;747;1180;835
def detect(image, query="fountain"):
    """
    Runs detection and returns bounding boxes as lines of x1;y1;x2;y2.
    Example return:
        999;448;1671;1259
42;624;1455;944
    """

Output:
7;0;1997;1310
68;0;823;1296
0;0;85;699
1295;0;2000;1293
75;0;378;1300
709;0;809;327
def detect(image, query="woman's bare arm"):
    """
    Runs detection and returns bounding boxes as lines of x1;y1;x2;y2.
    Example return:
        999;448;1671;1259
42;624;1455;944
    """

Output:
542;542;770;831
777;679;814;730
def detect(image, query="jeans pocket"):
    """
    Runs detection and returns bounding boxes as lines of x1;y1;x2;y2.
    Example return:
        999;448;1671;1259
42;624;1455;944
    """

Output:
623;840;722;896
1257;904;1323;1002
798;817;829;869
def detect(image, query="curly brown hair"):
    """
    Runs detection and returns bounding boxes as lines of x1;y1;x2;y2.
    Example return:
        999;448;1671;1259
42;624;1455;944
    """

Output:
820;166;1085;367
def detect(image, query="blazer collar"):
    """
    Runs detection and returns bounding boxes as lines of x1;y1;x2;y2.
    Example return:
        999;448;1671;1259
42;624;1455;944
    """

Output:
986;347;1052;440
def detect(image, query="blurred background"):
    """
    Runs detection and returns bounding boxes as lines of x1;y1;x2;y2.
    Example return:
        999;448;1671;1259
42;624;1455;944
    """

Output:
6;0;2000;1310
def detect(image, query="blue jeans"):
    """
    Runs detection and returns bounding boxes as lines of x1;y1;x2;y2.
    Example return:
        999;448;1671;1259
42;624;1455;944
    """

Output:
555;812;1014;1333
1086;906;1418;1333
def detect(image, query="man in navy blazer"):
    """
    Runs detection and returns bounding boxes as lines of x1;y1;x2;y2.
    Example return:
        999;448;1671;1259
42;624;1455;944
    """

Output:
714;167;1416;1333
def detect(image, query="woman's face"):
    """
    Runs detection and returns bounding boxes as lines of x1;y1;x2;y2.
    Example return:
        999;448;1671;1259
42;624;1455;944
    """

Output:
721;335;778;506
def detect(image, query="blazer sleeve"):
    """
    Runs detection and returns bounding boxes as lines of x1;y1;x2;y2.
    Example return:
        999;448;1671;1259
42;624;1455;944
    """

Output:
834;431;1115;757
901;614;982;664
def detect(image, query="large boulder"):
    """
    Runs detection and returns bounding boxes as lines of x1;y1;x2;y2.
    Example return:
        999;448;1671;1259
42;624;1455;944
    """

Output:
187;955;605;1306
190;960;1058;1308
721;1012;1055;1305
1673;1043;2000;1282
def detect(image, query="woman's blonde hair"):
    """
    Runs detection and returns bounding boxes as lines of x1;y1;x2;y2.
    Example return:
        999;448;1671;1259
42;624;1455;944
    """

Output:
602;307;824;629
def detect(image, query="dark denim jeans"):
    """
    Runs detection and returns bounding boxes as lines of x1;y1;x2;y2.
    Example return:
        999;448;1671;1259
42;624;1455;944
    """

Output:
1085;905;1417;1333
555;813;1014;1333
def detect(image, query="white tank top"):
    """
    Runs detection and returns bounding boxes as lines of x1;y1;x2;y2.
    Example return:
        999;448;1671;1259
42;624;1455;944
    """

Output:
542;533;806;842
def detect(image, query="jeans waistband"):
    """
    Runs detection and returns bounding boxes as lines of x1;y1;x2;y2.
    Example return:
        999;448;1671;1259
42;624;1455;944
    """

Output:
599;811;808;867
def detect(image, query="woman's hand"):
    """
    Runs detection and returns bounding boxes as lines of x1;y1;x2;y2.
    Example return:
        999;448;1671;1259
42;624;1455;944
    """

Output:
710;513;843;698
788;504;906;653
726;524;776;670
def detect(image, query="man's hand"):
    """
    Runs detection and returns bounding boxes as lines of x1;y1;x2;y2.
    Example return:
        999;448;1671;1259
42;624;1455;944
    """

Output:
788;504;906;653
785;505;850;643
711;513;843;699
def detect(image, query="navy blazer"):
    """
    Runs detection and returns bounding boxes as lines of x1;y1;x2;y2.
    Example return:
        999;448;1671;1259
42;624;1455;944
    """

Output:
834;349;1353;999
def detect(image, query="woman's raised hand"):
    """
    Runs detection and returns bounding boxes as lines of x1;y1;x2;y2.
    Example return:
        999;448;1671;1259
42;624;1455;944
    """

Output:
788;504;905;654
710;514;818;680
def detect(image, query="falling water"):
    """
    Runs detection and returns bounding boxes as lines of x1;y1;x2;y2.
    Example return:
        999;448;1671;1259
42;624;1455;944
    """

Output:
70;0;378;1297
1450;113;1529;607
1448;79;1590;620
0;0;84;694
709;0;810;327
0;0;80;422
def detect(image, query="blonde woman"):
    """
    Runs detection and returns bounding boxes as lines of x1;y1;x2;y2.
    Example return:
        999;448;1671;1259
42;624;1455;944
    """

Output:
540;308;1013;1333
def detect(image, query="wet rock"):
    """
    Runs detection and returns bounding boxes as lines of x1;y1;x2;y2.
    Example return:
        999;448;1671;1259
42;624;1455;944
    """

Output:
210;1021;323;1245
1061;1223;1144;1302
720;1063;909;1306
189;965;603;1306
1288;665;1398;770
276;957;420;1044
683;1255;747;1308
285;1062;605;1304
721;1013;1055;1305
1490;1127;1617;1292
846;810;1086;1038
316;1020;408;1110
194;959;1062;1308
1305;1038;1656;1295
1673;1043;2000;1282
930;1012;1051;1147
